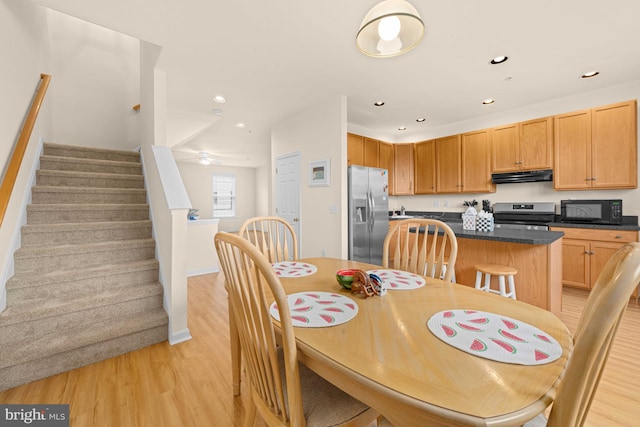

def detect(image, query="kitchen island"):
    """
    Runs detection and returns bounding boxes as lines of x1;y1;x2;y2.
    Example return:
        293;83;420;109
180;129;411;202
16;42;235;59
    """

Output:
392;216;564;315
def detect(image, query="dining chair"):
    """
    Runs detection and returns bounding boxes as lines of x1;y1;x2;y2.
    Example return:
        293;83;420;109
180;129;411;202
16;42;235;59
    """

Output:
382;219;458;282
523;242;640;427
214;231;379;427
239;216;298;263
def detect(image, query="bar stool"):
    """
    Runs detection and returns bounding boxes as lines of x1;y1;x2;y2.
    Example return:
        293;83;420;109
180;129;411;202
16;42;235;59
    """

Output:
474;263;517;299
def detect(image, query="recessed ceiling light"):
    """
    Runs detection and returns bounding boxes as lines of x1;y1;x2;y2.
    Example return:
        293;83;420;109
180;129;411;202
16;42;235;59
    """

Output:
235;122;246;128
482;99;495;105
581;71;600;79
212;109;224;116
490;56;508;65
416;118;426;122
398;126;407;131
213;95;226;103
374;101;385;107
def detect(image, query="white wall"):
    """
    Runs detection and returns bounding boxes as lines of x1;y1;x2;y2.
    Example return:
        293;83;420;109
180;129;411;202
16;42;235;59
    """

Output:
351;81;640;218
272;96;347;258
48;10;140;150
176;162;258;232
0;0;54;311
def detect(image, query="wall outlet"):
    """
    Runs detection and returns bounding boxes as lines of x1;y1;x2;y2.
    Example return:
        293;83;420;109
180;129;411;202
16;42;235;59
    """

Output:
321;249;326;257
444;200;449;207
433;200;440;208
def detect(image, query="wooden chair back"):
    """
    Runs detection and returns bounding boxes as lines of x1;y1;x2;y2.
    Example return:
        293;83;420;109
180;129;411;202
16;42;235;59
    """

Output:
382;219;458;282
546;242;640;426
215;231;304;425
239;216;298;263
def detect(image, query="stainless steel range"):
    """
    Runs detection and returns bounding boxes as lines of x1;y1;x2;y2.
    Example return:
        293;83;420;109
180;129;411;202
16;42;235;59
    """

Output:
492;202;556;231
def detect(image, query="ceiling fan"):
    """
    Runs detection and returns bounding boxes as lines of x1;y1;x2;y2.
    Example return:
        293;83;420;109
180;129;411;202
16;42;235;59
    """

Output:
173;150;225;166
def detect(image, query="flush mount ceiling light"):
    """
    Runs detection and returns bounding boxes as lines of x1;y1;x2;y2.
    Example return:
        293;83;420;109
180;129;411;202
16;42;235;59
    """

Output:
213;95;226;103
374;101;385;106
581;71;600;78
356;0;425;58
490;55;508;65
398;126;407;131
416;118;426;122
482;98;495;105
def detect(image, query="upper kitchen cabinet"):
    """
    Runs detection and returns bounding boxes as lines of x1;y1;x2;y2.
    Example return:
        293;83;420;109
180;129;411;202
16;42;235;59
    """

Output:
379;141;395;194
414;139;436;194
491;117;553;173
394;143;414;195
436;131;495;194
461;129;495;193
347;133;364;166
554;100;637;190
435;135;461;193
363;137;380;168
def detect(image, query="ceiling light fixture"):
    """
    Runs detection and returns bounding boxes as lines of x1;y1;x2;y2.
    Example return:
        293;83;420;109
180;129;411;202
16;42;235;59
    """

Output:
398;126;407;131
235;122;246;128
581;71;600;79
416;118;426;122
374;101;385;106
356;0;425;58
482;99;495;105
490;56;508;65
213;95;226;103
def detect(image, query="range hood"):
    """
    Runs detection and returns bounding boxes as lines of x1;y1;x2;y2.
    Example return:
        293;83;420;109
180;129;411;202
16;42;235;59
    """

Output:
491;169;553;184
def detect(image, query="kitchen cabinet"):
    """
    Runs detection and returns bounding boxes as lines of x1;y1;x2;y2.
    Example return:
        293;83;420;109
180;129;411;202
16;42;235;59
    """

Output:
550;227;639;299
379;141;394;194
461;129;495;193
553;100;637;190
394;143;414;195
347;133;364;166
491;117;553;173
363;137;380;168
436;131;495;194
414;139;436;194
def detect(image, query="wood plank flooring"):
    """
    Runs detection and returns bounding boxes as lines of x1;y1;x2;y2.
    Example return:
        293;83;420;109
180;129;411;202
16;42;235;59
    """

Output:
1;274;639;426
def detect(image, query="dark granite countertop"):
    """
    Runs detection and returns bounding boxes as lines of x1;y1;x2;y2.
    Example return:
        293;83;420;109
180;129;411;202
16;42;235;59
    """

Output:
407;222;564;245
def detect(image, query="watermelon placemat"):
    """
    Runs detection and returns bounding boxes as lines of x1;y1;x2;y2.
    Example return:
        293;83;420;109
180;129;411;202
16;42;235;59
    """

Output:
427;309;563;365
272;261;317;278
270;292;358;328
367;269;426;290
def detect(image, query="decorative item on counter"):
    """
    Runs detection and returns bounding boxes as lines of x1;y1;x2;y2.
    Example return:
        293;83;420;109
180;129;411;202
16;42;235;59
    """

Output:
476;210;495;232
350;269;387;298
462;200;478;231
188;208;200;220
336;269;357;289
482;199;492;213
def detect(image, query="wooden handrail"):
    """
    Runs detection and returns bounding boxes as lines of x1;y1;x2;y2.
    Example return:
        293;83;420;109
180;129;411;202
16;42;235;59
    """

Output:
0;73;51;227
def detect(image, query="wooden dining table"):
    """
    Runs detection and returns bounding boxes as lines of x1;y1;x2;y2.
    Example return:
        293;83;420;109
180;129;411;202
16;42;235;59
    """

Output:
274;257;573;427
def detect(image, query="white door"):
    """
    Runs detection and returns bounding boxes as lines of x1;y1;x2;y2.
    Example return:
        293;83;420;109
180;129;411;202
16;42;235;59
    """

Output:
275;153;301;254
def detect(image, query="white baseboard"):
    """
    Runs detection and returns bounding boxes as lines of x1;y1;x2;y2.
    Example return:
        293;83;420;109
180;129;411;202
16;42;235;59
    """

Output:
169;328;192;345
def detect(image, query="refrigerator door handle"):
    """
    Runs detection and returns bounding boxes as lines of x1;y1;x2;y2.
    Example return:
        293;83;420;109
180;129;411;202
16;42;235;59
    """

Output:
369;189;376;232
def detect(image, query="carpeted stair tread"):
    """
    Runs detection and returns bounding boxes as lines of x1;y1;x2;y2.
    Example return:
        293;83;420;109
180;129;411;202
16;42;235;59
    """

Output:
0;281;164;329
36;170;144;189
14;238;156;274
7;258;159;290
1;306;168;370
42;142;141;163
39;154;142;175
31;186;147;204
26;203;150;224
20;220;152;247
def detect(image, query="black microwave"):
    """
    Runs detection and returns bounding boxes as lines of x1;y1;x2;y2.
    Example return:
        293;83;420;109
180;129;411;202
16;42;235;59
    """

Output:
560;199;623;225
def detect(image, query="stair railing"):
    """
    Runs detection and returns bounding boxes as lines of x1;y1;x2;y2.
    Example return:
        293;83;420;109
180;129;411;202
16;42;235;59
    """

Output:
0;73;51;227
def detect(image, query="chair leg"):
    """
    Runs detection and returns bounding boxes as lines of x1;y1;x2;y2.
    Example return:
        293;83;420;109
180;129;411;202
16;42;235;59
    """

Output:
508;275;517;300
475;271;483;290
229;297;242;395
243;395;257;427
498;275;507;297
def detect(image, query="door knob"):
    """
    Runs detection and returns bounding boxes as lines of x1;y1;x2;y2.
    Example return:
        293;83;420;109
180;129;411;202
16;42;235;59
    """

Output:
293;217;299;222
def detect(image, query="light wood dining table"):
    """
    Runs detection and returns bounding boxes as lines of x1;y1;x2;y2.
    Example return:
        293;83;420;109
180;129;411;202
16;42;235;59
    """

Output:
273;257;573;427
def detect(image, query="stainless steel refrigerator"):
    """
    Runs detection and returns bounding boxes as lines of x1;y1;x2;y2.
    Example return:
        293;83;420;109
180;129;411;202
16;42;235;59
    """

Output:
348;165;389;265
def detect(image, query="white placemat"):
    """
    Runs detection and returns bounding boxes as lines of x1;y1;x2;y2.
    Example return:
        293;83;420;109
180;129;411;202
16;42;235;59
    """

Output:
367;269;426;290
271;261;317;278
427;309;563;365
270;292;358;327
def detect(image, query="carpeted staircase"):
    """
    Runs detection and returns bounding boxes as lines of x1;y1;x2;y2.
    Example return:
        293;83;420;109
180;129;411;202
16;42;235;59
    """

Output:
0;143;168;391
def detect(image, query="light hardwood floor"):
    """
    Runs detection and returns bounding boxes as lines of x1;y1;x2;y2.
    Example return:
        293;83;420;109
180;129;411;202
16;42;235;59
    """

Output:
1;273;639;426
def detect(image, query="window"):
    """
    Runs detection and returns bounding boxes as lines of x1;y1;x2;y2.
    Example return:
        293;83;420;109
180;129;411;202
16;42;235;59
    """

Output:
212;174;236;218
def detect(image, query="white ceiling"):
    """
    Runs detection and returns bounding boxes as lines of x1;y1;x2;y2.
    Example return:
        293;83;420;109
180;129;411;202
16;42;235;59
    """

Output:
151;1;640;167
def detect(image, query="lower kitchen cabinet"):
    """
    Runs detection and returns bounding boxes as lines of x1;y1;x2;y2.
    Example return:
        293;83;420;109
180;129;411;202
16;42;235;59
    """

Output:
550;227;639;299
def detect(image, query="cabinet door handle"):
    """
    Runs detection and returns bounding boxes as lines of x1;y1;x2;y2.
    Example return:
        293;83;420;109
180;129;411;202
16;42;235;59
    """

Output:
615;235;622;239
